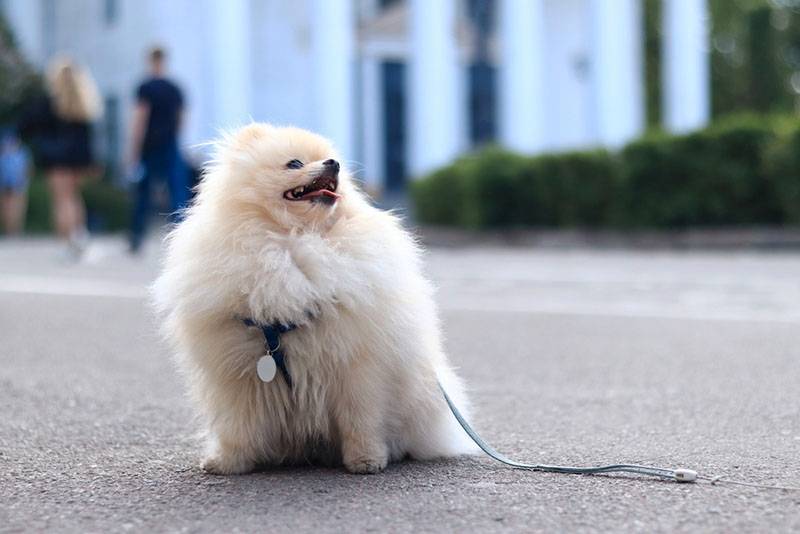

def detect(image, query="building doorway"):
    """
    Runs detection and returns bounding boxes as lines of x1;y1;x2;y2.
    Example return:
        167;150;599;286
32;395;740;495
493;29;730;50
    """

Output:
381;61;406;192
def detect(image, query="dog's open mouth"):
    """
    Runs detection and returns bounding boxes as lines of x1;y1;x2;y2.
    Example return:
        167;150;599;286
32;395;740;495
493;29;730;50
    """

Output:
283;173;341;204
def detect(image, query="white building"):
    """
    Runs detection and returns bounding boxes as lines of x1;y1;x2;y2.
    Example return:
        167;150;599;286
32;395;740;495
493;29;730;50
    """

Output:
1;0;709;195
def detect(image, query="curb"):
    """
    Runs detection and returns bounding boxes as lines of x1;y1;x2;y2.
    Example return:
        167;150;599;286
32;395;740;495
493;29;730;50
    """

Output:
414;226;800;250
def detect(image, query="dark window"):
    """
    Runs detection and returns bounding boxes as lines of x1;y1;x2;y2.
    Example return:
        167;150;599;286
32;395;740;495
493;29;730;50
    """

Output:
43;0;56;57
469;63;496;146
104;95;119;173
467;0;496;145
104;0;118;25
381;61;406;192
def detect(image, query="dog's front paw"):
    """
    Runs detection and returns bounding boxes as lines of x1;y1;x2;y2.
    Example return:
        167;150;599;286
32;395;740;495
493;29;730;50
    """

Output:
342;433;389;474
200;454;256;476
344;454;388;475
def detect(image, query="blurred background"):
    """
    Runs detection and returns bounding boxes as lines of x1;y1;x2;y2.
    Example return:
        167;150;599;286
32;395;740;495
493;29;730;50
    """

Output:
0;0;799;239
3;4;800;530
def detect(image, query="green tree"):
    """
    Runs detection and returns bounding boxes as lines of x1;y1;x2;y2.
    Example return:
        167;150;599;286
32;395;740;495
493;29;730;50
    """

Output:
644;0;662;128
647;0;800;122
0;13;42;125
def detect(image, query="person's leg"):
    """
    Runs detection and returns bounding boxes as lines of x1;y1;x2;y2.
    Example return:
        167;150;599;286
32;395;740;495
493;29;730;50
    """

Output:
47;168;75;238
69;170;87;235
130;157;153;252
166;145;190;223
2;189;27;235
0;192;11;233
65;170;89;254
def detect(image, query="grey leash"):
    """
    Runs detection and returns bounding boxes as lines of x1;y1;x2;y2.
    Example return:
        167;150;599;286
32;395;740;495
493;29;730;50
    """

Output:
439;381;696;483
440;382;800;490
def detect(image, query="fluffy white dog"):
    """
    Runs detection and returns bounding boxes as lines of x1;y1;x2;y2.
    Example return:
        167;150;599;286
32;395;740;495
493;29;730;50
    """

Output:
154;124;474;474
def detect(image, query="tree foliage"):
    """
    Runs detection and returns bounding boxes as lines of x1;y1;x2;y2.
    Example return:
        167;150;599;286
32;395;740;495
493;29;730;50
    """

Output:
646;0;800;122
0;13;42;125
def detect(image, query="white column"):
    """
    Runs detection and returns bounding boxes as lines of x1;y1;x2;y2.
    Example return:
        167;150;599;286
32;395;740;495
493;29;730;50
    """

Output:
1;0;45;67
408;0;460;178
207;0;252;130
498;0;546;154
154;0;207;149
662;0;709;133
310;0;355;159
589;0;645;148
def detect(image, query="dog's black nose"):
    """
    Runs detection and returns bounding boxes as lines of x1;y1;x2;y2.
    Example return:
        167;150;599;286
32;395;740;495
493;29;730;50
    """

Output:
323;159;339;172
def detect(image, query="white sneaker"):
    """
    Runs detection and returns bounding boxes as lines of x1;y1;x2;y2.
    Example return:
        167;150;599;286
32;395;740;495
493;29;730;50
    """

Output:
67;228;90;260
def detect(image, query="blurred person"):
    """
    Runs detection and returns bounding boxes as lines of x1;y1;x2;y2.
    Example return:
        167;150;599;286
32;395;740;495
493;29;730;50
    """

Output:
127;46;189;254
19;57;102;257
0;130;30;235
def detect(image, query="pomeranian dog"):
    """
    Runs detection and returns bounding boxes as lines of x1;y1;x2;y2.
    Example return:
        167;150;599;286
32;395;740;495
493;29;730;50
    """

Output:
153;124;474;474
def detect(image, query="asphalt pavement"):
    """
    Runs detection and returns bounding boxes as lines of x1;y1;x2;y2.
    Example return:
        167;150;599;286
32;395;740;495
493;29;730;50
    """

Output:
2;236;799;533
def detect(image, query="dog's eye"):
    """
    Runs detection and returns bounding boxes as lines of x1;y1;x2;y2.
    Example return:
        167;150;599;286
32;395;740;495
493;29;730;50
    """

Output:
286;159;304;170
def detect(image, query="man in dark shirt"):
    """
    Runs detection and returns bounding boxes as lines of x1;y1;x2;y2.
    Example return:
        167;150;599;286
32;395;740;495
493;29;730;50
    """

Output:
128;46;188;253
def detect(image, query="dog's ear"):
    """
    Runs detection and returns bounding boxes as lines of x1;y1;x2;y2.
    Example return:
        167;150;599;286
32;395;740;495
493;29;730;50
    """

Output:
232;123;274;145
212;123;276;166
225;122;275;148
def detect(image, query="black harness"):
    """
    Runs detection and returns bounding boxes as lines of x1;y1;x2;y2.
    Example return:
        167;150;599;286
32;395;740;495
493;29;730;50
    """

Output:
242;318;298;388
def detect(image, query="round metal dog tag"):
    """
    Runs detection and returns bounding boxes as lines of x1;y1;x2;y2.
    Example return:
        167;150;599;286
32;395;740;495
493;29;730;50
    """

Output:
257;355;277;382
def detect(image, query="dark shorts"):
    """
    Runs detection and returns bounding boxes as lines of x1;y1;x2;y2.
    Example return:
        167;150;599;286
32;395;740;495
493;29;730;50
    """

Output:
35;137;93;170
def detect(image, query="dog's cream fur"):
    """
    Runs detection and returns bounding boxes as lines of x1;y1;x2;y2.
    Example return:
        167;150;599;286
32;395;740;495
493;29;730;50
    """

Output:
153;124;474;475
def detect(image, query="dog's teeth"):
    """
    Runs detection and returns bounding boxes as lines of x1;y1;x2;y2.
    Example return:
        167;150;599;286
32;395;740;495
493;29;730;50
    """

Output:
293;187;304;198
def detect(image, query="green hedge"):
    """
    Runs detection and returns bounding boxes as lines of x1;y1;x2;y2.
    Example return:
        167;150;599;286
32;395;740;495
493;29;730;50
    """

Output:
412;115;800;229
25;177;131;233
410;148;618;229
765;124;800;224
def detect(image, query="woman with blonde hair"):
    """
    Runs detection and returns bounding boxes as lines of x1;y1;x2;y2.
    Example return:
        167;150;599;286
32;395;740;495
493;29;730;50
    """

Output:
20;56;102;257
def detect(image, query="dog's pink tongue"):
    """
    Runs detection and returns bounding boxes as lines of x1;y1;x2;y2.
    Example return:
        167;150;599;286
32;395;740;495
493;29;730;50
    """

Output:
306;189;341;200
